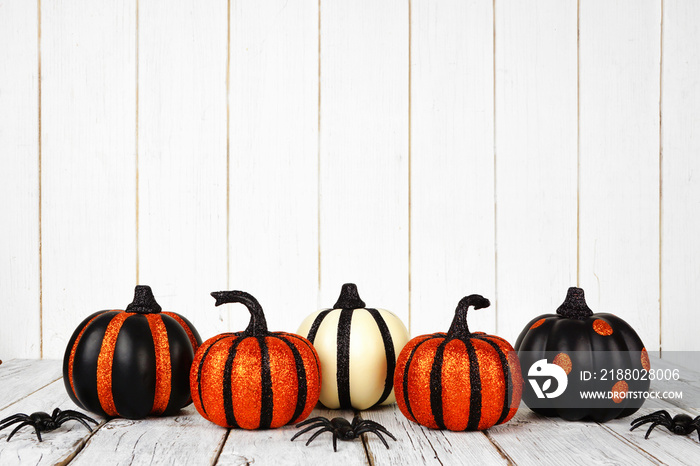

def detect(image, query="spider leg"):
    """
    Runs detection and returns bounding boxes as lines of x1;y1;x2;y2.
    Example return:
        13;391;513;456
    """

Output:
57;416;94;433
631;414;670;432
354;420;397;441
295;417;330;428
305;426;333;446
290;422;329;442
0;415;30;431
644;422;663;439
333;431;338;452
631;411;673;427
6;421;37;442
355;427;390;449
56;410;98;426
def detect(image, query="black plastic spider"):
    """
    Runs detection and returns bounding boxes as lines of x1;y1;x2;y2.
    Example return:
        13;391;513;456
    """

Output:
291;414;397;452
0;408;98;442
630;410;700;441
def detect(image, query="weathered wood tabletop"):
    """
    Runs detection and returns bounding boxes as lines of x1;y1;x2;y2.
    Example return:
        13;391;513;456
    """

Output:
0;359;698;465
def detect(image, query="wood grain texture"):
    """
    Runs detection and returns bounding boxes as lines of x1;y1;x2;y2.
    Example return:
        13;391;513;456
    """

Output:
0;378;106;466
0;359;61;410
495;0;578;344
660;0;700;354
41;0;137;359
486;406;660;465
228;0;319;334
409;0;496;337
70;405;225;466
578;0;662;351
216;408;366;465
361;404;508;465
0;0;40;359
318;0;409;325
138;0;228;340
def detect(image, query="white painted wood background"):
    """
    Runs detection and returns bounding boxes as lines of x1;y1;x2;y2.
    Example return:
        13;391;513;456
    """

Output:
1;0;698;360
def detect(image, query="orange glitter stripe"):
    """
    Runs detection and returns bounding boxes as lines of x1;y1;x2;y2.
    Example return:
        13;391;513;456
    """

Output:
97;312;131;417
146;314;172;415
163;312;199;351
68;312;106;399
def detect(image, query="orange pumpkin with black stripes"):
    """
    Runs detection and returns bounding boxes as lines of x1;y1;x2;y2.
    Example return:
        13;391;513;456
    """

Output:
394;294;523;431
62;285;202;419
190;291;321;429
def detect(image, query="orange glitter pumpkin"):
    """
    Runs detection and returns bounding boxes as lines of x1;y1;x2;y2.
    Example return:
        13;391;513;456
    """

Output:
191;291;321;429
62;285;202;419
394;295;523;431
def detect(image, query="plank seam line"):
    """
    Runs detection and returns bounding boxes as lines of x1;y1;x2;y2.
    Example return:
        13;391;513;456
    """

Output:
0;375;61;412
407;0;412;337
598;422;667;465
483;430;515;466
492;0;498;333
355;410;375;465
135;0;140;285
58;419;110;466
211;428;230;465
226;0;231;292
37;0;44;360
576;0;581;287
316;0;322;294
658;0;664;356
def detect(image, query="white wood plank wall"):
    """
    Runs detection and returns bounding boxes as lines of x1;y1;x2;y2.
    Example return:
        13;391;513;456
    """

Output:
1;0;697;360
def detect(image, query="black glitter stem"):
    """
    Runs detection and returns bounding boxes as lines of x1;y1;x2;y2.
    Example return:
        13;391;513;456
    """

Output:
333;283;366;309
447;294;490;337
556;287;594;320
211;290;269;336
125;285;162;314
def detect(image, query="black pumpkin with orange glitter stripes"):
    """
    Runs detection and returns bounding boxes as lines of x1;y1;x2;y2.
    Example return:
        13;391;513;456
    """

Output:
62;286;202;419
190;291;321;430
394;294;523;431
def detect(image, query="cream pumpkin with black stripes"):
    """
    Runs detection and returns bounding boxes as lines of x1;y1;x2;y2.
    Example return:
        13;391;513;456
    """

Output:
394;294;523;431
190;290;321;429
298;283;409;410
62;286;202;419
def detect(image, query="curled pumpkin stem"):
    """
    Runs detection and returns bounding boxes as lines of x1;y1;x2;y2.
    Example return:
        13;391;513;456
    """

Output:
448;294;490;337
211;290;269;336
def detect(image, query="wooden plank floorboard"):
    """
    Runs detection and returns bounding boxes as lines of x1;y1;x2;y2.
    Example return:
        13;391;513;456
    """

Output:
216;408;367;465
0;360;63;410
360;404;509;465
70;406;226;466
0;378;106;466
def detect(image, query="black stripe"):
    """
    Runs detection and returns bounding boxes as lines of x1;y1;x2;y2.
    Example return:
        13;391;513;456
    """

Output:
464;338;482;430
336;309;354;408
196;335;230;417
475;336;513;426
274;335;307;423
306;310;332;343
402;336;438;423
223;337;245;428
366;309;396;407
283;333;321;376
258;336;274;429
429;338;451;429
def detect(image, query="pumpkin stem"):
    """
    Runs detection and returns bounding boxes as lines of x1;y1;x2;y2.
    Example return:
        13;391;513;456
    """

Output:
333;283;366;309
211;290;268;335
126;285;162;314
556;287;594;319
448;294;490;336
